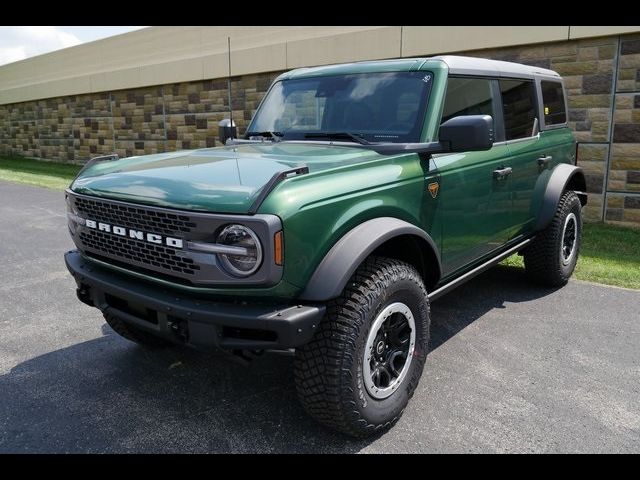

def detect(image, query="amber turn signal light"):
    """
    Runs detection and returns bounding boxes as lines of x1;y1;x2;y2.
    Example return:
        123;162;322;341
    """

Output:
274;230;284;266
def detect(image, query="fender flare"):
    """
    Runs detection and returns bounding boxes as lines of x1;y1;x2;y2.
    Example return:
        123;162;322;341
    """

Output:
299;217;441;302
534;164;587;232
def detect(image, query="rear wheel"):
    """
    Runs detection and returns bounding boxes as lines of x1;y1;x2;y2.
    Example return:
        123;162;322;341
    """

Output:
103;312;172;347
294;256;430;438
523;190;582;287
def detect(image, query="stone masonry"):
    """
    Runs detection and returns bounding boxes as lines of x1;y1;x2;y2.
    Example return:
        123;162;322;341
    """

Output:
0;34;639;226
0;73;279;162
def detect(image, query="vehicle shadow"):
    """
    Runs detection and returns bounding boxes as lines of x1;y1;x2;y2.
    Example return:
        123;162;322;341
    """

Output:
429;264;562;352
0;264;559;453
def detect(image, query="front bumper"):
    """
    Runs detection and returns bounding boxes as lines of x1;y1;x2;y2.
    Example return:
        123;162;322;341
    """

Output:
65;250;325;350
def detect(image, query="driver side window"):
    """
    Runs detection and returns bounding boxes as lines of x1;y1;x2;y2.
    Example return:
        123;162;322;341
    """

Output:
441;77;495;125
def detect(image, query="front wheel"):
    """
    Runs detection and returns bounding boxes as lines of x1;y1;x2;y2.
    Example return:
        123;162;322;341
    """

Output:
523;190;582;287
294;256;430;438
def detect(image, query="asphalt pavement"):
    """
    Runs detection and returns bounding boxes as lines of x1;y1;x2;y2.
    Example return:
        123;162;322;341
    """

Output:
0;180;638;453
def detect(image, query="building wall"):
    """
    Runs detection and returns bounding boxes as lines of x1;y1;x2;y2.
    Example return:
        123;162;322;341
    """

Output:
2;26;639;105
0;72;279;160
0;30;639;225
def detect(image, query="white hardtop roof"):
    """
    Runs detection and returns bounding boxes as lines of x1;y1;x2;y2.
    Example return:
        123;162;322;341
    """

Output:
281;55;562;82
431;55;561;79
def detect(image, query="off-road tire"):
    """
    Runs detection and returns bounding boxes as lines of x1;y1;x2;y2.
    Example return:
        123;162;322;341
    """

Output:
103;312;172;347
523;190;582;287
294;256;430;438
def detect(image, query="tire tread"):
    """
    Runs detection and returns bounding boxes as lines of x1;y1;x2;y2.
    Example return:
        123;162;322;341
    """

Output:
294;256;428;437
523;190;582;287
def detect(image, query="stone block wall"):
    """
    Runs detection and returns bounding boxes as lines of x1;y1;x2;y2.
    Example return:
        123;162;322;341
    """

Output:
0;72;280;162
0;33;639;225
605;37;640;226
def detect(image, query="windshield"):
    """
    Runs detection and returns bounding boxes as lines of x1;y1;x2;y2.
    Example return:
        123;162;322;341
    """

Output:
247;71;433;143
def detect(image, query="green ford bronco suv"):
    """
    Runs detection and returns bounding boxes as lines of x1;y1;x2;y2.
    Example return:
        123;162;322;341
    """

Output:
65;55;586;437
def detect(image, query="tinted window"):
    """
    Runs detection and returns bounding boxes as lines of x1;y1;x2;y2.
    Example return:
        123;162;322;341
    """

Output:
248;71;433;143
500;79;537;140
541;80;567;126
441;77;495;124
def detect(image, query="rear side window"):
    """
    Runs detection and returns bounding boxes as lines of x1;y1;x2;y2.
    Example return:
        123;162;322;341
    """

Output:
441;77;495;124
540;80;567;126
499;79;537;140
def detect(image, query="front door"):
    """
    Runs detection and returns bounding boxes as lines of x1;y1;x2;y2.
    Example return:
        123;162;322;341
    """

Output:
436;147;513;275
435;77;513;276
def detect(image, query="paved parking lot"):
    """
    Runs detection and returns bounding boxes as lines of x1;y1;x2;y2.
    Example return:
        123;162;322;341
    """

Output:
1;180;639;453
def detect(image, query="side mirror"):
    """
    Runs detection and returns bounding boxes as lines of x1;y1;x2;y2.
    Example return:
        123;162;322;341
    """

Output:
218;118;237;145
439;115;494;152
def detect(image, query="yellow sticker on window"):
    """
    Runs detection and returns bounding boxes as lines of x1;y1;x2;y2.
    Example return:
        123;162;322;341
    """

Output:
544;106;550;115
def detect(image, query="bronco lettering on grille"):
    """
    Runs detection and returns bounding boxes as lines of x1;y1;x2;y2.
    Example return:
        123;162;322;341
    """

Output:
84;218;183;248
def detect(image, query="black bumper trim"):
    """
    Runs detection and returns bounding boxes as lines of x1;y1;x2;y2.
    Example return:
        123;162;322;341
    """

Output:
65;251;325;350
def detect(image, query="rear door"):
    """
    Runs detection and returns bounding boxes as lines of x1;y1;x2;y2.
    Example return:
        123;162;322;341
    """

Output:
500;78;558;238
535;79;576;211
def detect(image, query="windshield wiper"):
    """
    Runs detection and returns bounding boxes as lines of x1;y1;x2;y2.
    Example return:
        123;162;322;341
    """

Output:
247;131;284;142
304;132;371;145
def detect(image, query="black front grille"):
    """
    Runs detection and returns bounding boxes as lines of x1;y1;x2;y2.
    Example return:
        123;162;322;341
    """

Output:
80;229;200;276
68;191;282;286
74;196;196;236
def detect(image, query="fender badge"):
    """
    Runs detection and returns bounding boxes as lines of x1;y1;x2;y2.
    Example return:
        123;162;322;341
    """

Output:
428;182;439;199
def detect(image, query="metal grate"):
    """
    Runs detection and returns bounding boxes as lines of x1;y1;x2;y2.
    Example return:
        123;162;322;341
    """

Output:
74;196;197;236
68;192;282;286
80;229;200;276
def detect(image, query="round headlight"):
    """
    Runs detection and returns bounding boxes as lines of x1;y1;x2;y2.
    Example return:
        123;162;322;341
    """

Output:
216;224;263;277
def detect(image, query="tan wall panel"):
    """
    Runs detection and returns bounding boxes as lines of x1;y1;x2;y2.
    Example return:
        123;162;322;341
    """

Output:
0;74;91;104
201;26;293;48
101;66;143;92
402;26;570;57
219;26;375;49
47;75;93;98
232;43;287;76
3;26;640;105
139;57;204;88
89;72;110;94
202;52;237;81
286;26;401;68
207;26;316;48
570;26;640;39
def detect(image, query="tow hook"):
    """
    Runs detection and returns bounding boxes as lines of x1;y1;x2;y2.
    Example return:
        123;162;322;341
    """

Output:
76;286;94;307
168;318;188;342
229;349;264;366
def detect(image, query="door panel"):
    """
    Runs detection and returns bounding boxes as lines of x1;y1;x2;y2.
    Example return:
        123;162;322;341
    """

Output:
506;137;547;235
436;144;513;276
436;76;514;277
498;78;541;237
508;129;576;236
502;79;576;237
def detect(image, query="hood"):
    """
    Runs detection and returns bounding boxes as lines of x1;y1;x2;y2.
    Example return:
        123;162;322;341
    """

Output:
70;143;384;213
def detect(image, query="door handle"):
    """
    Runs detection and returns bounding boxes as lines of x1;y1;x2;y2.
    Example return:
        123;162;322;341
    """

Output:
493;166;512;180
537;155;552;168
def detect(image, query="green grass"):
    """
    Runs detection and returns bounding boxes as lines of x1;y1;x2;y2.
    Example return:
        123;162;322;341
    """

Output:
0;156;81;190
502;223;640;290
